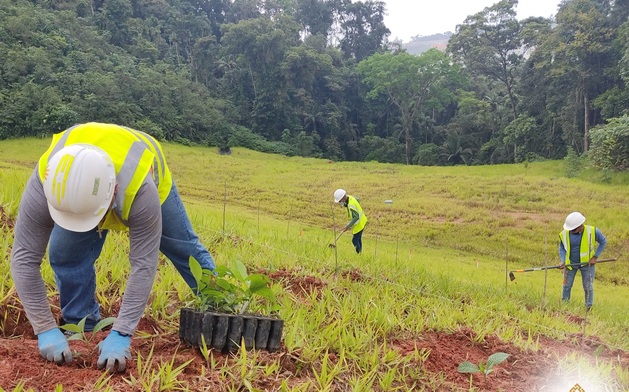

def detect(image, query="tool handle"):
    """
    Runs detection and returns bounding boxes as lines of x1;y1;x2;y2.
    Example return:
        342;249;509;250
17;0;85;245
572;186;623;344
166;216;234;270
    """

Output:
511;257;617;274
566;257;617;268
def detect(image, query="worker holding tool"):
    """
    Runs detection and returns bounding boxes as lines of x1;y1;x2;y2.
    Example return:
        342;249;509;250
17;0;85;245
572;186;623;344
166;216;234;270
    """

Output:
333;189;368;254
558;211;607;310
10;122;216;372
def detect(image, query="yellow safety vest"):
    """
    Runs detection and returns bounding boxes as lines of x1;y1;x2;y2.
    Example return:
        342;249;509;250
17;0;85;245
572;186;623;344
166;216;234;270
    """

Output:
347;195;367;234
558;225;596;270
38;123;172;230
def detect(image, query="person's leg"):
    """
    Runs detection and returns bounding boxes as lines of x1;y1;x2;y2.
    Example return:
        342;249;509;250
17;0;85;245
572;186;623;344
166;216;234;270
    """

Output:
562;267;577;302
352;230;363;254
581;264;595;308
160;183;216;290
49;225;107;331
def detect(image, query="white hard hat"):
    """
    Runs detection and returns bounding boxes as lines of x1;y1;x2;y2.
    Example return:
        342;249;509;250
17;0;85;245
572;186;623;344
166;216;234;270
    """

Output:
334;188;346;203
563;211;586;231
43;144;116;232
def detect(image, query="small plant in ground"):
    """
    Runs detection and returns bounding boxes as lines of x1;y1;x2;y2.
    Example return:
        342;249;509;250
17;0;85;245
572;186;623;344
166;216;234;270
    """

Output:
60;316;116;365
457;352;510;382
189;257;279;314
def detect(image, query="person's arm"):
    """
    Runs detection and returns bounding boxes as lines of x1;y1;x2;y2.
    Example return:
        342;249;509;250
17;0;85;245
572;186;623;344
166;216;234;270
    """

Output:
10;170;57;335
98;176;161;372
111;176;161;335
344;209;359;231
589;228;607;265
558;239;567;266
593;228;607;258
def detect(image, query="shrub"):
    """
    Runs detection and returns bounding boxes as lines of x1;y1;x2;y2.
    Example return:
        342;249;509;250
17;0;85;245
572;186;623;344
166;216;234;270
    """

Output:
588;115;629;171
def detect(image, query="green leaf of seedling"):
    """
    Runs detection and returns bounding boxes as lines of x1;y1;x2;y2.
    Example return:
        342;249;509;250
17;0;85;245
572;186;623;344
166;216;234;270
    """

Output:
251;287;276;302
247;274;270;291
214;265;231;278
189;256;202;285
457;361;480;374
60;323;83;334
78;317;86;333
486;352;509;368
67;333;85;342
93;317;116;334
232;260;248;282
215;277;239;293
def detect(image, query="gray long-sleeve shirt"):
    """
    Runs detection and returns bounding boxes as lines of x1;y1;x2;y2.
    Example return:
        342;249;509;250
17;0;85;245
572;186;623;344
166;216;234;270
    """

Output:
10;168;161;336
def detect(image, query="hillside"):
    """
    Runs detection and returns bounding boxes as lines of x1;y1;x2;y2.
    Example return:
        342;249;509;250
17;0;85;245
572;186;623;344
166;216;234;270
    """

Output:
403;32;452;55
1;139;628;391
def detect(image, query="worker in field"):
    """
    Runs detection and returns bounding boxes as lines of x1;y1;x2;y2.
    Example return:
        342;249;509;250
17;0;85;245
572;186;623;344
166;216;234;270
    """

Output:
10;122;216;372
558;211;607;310
333;188;368;254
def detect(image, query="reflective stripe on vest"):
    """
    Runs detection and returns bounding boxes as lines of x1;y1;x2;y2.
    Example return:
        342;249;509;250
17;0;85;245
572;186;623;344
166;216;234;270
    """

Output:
559;225;596;270
347;195;367;234
122;126;165;187
38;123;172;229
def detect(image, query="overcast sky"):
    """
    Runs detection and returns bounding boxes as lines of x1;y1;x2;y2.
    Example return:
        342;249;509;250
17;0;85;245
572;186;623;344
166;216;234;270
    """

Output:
382;0;561;42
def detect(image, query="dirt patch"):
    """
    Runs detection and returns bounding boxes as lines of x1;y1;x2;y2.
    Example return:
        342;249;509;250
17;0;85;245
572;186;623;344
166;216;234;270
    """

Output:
391;326;629;391
1;276;628;391
1;310;628;391
265;268;326;299
500;210;563;227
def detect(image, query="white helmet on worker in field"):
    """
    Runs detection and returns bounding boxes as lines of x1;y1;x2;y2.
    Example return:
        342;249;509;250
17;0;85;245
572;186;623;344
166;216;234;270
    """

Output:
334;188;346;203
563;211;586;231
43;144;116;232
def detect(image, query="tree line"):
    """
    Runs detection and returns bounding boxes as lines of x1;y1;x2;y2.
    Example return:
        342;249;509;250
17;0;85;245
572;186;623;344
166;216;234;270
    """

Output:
1;0;628;169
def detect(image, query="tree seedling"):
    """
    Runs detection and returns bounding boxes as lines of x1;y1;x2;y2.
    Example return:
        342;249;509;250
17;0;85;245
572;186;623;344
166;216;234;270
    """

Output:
60;316;116;366
457;352;510;382
189;257;279;314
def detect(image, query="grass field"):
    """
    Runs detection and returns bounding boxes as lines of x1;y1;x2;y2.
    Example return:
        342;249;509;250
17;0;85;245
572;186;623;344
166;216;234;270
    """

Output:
0;137;628;391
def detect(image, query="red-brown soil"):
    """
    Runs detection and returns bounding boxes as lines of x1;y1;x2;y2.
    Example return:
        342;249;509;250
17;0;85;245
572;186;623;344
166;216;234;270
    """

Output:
1;271;627;391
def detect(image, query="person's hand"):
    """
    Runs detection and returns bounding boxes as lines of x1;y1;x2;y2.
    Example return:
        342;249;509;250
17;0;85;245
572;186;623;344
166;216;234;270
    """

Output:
558;262;565;270
589;256;598;265
37;328;72;365
97;331;131;373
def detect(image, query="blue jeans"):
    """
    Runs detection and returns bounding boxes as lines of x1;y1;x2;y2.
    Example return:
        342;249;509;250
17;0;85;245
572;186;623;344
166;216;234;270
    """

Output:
562;265;595;307
352;230;364;254
49;184;215;330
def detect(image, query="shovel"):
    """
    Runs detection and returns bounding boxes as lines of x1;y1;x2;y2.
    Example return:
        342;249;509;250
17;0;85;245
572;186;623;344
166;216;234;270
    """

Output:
508;257;617;281
328;231;345;249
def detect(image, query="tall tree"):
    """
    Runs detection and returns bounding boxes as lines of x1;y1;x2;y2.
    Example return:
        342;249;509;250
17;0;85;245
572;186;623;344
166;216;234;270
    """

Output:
336;0;389;61
448;0;522;121
220;15;301;139
295;0;337;39
543;0;616;152
357;49;463;164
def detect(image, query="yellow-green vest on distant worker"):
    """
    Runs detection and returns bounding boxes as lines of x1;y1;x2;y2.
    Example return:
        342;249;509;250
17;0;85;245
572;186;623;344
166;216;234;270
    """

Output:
558;225;596;270
346;195;367;234
37;123;173;230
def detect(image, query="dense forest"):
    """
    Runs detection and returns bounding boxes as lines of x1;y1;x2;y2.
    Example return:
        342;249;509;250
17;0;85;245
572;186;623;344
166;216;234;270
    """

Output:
1;0;629;167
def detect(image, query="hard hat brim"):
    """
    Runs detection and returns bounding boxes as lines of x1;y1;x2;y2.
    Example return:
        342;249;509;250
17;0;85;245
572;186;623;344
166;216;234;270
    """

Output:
563;222;581;231
47;202;108;232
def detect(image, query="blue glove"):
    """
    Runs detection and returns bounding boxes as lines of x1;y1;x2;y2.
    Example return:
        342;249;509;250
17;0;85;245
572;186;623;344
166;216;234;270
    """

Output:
37;328;72;364
97;330;131;373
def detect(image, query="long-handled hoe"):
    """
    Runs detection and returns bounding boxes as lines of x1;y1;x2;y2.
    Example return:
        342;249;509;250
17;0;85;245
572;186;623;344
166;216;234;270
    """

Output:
508;257;617;282
328;231;345;249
